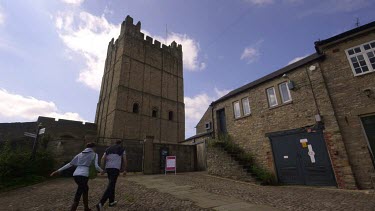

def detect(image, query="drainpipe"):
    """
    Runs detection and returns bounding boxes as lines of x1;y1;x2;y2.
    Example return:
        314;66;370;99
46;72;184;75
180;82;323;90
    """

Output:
304;65;321;119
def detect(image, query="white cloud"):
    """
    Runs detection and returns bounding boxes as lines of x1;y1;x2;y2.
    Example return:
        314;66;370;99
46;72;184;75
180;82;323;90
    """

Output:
184;88;230;138
142;30;206;71
244;0;274;6
54;11;121;90
241;39;263;64
61;0;85;6
0;89;86;122
241;47;260;64
54;11;205;91
287;54;308;65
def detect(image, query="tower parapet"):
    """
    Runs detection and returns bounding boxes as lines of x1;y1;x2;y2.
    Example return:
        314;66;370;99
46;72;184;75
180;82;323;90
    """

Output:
107;15;182;59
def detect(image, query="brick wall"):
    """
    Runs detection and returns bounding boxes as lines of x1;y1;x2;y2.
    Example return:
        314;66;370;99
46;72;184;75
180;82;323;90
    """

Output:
317;30;375;189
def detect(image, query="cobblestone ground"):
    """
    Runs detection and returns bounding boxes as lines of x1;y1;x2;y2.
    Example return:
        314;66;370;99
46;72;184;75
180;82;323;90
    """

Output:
0;175;210;211
1;173;374;211
165;172;375;211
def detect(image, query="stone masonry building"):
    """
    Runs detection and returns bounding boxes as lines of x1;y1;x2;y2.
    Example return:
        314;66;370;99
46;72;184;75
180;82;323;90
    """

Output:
95;16;185;145
192;21;375;189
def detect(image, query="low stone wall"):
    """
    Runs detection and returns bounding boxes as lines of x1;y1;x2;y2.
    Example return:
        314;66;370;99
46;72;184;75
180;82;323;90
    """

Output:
207;146;255;182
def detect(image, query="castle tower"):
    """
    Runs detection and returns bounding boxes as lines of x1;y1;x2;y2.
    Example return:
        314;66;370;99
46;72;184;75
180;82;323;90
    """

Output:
95;16;184;144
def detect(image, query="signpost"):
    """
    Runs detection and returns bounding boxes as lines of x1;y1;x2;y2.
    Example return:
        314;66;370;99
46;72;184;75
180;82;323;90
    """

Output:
165;156;176;175
24;132;37;138
25;123;44;160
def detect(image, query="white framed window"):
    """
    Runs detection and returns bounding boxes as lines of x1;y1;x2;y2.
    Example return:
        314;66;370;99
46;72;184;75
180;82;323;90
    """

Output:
266;87;278;107
233;101;241;119
279;82;292;103
241;98;251;116
346;40;375;76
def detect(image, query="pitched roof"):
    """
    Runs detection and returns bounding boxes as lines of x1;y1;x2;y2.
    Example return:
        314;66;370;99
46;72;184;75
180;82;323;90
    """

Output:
211;53;324;105
182;131;212;142
315;20;375;48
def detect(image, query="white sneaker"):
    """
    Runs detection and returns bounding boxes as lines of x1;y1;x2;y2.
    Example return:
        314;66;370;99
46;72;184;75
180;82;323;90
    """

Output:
109;201;118;207
96;203;103;211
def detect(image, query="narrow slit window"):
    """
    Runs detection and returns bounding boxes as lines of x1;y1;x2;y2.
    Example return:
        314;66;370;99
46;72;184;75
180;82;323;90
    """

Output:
168;111;173;121
133;103;139;114
152;108;158;117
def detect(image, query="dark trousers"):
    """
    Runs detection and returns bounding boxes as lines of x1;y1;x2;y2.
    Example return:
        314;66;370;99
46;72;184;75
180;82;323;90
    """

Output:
100;168;120;204
73;176;89;203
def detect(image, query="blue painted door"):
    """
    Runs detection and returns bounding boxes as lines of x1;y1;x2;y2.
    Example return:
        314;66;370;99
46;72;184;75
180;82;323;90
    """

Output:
270;128;336;186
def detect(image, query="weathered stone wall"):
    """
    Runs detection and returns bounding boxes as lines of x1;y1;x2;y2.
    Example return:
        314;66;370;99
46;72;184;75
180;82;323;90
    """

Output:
317;29;375;189
96;16;184;145
143;137;196;174
207;146;255;182
0;121;36;142
211;60;356;189
0;116;98;169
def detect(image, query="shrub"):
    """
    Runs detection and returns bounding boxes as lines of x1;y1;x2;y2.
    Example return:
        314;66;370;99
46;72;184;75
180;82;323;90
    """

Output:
0;141;55;190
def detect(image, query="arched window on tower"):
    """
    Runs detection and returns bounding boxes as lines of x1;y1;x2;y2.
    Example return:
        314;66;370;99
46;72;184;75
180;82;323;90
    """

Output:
168;111;173;121
152;108;158;118
133;103;139;114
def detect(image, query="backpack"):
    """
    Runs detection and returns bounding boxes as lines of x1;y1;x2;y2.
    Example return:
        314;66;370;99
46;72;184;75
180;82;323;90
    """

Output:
88;153;98;179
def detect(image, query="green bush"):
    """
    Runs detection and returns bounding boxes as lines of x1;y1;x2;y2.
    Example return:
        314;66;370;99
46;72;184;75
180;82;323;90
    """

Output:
210;135;277;185
0;141;55;190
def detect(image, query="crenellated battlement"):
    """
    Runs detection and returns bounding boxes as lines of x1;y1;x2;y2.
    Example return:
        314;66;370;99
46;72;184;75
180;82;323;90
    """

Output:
107;15;182;58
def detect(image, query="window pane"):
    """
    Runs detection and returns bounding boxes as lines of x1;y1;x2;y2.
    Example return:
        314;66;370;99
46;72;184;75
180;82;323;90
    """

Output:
242;98;251;115
358;55;364;60
354;47;361;53
350;57;357;62
371;42;375;48
355;68;362;74
364;44;371;50
362;66;369;72
353;62;359;68
233;102;241;118
367;52;374;58
267;87;278;107
279;83;291;103
348;49;354;55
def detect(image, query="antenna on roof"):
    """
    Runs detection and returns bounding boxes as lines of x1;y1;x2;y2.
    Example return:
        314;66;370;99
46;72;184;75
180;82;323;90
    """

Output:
355;17;360;27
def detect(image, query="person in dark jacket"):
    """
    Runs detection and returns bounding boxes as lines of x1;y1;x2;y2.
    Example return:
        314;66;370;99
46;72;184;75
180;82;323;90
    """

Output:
96;140;126;210
51;142;103;211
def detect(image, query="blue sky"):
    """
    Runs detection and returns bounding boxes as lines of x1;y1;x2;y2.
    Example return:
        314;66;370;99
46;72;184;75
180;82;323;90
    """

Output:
0;0;374;138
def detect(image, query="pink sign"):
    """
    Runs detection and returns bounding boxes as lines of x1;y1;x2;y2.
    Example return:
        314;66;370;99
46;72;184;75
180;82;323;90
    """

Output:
165;156;176;174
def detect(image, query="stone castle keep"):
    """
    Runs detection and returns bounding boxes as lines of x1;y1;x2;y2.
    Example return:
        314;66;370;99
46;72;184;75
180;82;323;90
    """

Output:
95;16;185;144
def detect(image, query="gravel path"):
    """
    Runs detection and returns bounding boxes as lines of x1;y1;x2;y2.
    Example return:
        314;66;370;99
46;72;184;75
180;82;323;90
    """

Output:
0;175;210;211
1;172;374;211
164;172;375;211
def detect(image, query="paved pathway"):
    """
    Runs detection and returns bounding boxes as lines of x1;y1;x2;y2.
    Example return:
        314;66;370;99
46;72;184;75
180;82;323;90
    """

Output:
0;172;374;210
128;175;278;211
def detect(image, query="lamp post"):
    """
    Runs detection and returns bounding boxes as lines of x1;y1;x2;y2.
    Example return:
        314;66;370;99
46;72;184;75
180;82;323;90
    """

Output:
31;123;43;160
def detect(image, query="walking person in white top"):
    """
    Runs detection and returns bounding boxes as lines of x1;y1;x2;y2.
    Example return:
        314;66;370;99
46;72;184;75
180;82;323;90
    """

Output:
96;140;126;210
50;142;103;211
